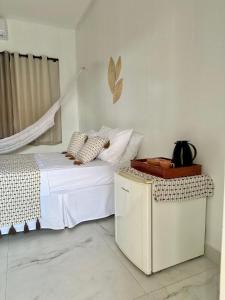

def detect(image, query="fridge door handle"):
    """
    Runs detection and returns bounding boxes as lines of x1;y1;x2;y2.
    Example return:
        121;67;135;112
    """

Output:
121;187;130;193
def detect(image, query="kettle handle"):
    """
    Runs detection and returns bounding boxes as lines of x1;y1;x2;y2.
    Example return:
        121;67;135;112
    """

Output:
188;143;197;161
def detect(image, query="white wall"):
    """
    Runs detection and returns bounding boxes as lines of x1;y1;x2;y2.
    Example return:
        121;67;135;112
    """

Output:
77;0;225;252
0;18;78;153
220;170;225;299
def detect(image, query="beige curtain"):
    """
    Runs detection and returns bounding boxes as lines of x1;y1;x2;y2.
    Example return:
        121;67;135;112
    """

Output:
0;51;61;145
0;52;14;138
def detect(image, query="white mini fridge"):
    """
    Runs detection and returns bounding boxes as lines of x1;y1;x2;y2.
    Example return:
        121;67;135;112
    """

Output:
115;172;206;275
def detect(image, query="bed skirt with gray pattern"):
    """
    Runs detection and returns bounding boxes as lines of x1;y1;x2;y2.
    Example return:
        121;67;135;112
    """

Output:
0;154;41;235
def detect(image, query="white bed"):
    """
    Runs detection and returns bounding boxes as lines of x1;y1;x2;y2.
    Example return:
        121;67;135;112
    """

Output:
0;153;116;234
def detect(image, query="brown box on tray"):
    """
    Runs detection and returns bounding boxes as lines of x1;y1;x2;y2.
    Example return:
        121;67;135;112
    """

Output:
131;158;202;179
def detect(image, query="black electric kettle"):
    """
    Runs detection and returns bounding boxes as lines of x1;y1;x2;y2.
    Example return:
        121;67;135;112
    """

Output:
172;141;197;167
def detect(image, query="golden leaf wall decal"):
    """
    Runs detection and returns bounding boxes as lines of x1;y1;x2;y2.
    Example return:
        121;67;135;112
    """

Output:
108;57;116;94
115;56;121;81
108;56;123;104
113;78;123;104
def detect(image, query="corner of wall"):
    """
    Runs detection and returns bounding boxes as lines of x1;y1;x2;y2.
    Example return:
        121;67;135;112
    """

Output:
205;243;221;266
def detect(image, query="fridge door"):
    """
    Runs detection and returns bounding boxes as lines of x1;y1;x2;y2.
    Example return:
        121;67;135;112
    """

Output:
115;173;152;275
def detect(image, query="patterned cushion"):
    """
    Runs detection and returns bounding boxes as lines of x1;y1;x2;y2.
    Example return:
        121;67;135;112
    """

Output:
74;136;109;164
66;132;88;158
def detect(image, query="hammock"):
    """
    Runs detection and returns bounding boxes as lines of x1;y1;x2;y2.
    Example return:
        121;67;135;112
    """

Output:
0;100;61;154
0;68;86;154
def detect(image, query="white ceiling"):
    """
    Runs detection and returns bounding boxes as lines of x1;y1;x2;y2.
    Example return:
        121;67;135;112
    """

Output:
0;0;93;28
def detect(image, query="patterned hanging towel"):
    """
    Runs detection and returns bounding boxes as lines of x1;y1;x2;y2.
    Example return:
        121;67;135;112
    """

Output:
0;154;41;231
120;167;214;202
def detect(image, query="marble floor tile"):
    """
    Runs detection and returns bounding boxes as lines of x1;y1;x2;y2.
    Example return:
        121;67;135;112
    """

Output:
135;288;168;300
171;255;216;276
95;217;217;294
0;236;9;300
135;268;219;300
3;217;220;300
96;217;115;236
6;222;145;300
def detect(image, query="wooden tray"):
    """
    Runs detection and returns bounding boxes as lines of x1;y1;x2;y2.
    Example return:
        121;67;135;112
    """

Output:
131;158;202;179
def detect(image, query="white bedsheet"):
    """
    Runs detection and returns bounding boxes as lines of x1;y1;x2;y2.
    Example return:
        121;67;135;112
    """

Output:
36;153;115;192
1;153;115;234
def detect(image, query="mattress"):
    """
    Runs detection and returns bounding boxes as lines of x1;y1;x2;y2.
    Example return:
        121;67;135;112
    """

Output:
0;153;115;234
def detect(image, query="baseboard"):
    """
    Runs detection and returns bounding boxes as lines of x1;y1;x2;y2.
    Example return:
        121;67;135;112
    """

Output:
205;243;221;266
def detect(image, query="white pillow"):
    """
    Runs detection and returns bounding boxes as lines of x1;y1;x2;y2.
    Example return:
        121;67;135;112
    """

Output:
96;126;113;137
119;132;144;164
98;126;133;164
97;126;121;138
85;129;98;137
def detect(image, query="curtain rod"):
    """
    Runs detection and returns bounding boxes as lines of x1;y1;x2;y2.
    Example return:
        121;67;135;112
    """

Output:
0;51;59;62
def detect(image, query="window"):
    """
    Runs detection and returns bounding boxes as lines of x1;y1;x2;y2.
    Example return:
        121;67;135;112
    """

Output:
0;51;62;145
